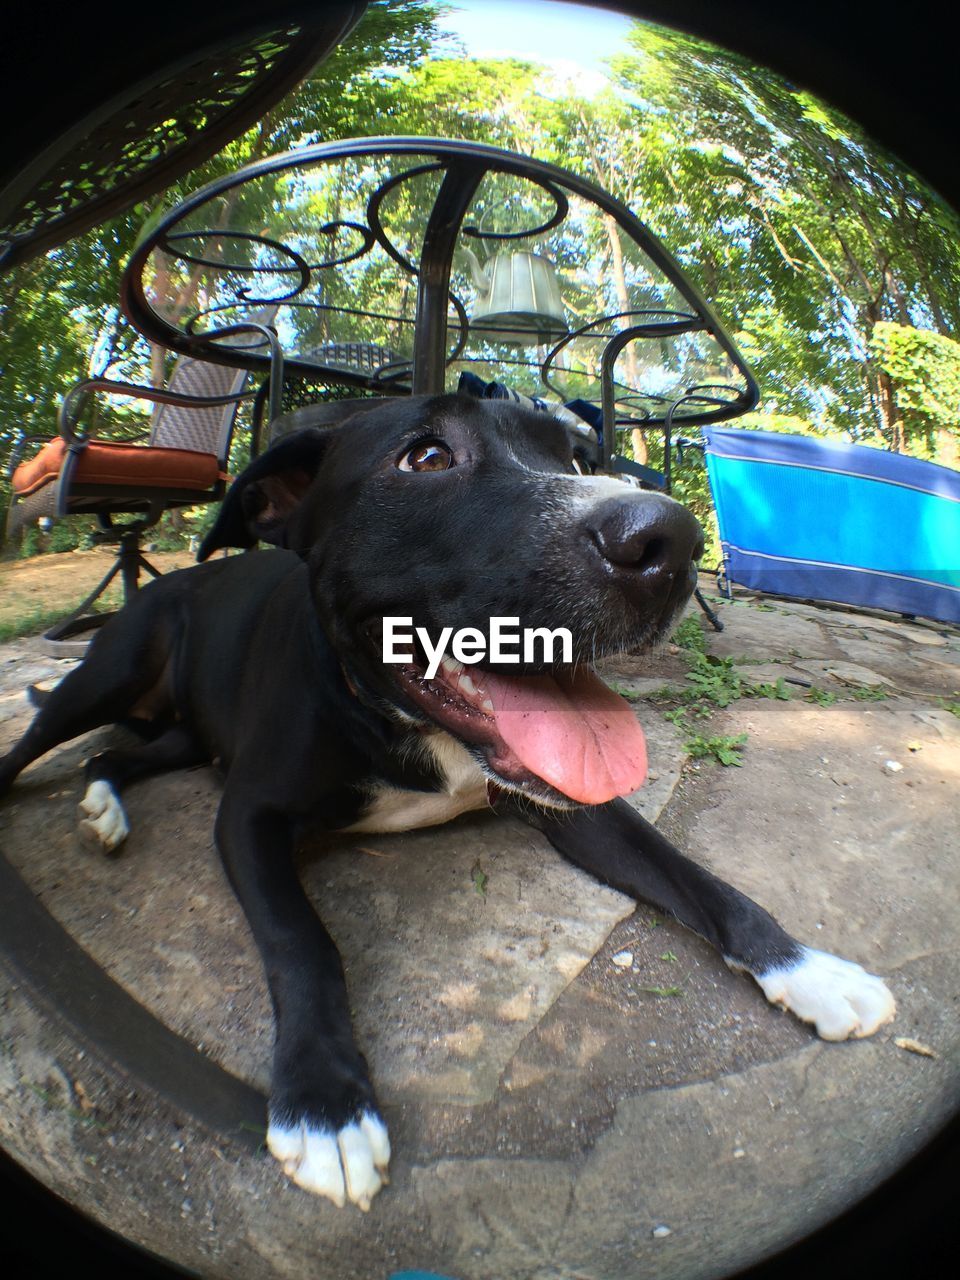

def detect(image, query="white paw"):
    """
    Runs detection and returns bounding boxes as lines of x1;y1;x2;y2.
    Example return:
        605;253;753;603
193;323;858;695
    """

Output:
267;1111;390;1210
77;780;129;853
755;946;896;1040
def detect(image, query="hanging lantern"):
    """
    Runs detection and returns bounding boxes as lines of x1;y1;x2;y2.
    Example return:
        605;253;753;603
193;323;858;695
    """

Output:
463;247;568;346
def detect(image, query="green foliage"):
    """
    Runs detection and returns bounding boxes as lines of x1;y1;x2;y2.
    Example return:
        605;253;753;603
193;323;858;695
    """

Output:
849;685;890;701
671;615;707;654
608;683;644;702
11;507;205;558
0;606;83;644
3;2;959;524
751;678;792;701
869;323;960;452
607;21;960;448
685;731;748;766
683;653;744;708
47;523;82;553
17;526;40;559
659;641;750;765
806;686;839;705
641;983;685;997
0;2;444;482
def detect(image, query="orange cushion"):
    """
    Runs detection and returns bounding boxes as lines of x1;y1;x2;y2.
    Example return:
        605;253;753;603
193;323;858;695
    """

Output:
12;438;221;498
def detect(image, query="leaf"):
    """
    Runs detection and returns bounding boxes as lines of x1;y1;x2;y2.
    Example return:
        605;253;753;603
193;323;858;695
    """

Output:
894;1036;937;1058
471;860;489;898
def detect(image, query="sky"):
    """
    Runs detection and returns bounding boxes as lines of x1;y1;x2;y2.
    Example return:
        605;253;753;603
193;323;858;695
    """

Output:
433;0;635;88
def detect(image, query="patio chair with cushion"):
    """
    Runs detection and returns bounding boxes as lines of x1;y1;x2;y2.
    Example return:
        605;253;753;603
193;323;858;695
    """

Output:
6;352;260;655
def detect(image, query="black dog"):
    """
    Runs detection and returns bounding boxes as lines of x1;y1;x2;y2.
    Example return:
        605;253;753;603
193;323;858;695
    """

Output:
0;394;895;1209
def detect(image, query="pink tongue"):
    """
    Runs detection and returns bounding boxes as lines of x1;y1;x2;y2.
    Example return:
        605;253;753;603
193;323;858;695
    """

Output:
481;666;647;805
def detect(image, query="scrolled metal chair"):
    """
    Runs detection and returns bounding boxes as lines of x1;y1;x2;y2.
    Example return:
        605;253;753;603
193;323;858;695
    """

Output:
6;341;267;655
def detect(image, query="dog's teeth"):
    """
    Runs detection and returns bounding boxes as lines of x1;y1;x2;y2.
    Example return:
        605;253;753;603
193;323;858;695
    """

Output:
458;672;479;699
440;655;464;678
480;696;495;715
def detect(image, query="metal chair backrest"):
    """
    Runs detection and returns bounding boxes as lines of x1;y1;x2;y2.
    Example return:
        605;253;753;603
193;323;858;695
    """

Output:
148;304;279;463
149;357;248;464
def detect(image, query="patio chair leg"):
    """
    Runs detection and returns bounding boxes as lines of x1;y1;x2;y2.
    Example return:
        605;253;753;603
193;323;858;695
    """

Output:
694;586;724;632
40;558;124;657
40;530;161;658
119;530;143;600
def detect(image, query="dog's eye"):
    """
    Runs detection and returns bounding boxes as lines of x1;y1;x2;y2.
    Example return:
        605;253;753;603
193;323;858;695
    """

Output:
397;440;454;473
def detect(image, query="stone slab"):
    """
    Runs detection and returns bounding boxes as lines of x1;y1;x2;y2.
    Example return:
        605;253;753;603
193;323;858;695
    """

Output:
1;602;958;1280
0;644;686;1110
697;601;838;662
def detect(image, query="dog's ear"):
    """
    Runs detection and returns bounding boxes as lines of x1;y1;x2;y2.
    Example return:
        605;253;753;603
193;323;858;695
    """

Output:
198;429;330;561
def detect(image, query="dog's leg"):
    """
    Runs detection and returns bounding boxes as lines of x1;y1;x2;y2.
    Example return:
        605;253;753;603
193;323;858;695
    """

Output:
0;611;171;800
77;728;207;854
0;668;128;798
215;788;390;1210
514;797;895;1040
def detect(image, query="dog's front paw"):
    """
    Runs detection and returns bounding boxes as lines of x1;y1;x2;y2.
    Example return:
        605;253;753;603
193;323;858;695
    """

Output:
754;946;896;1040
77;780;129;853
267;1110;390;1210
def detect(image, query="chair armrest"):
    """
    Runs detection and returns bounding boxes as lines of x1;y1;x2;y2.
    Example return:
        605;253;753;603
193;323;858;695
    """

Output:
57;376;255;446
4;431;55;480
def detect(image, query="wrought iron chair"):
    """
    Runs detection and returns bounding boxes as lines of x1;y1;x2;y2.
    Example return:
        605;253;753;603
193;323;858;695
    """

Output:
6;352;261;655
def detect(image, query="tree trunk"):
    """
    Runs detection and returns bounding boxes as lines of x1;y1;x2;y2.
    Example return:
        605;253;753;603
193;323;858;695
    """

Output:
876;368;905;453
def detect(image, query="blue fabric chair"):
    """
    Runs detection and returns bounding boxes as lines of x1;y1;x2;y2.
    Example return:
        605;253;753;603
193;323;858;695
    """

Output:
703;426;960;625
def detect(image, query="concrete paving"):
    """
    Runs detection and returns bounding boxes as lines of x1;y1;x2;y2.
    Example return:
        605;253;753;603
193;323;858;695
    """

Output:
0;585;957;1279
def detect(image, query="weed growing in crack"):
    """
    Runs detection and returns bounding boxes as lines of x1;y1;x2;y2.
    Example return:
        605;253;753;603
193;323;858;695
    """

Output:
806;686;839;706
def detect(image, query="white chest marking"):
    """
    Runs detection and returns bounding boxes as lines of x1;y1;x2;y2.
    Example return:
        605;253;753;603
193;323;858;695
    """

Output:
344;733;489;834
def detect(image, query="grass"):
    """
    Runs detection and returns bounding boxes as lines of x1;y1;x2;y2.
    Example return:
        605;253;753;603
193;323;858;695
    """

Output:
0;604;111;644
640;967;693;998
0;608;64;643
656;620;754;765
609;682;644;702
752;677;793;701
0;549;194;642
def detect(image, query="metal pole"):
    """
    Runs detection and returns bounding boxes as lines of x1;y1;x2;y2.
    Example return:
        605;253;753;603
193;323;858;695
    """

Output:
412;161;484;395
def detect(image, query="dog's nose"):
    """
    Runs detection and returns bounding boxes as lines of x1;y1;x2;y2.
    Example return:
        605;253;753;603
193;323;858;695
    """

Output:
586;494;704;584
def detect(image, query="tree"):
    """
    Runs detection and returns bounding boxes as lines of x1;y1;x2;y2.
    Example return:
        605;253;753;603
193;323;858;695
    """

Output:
869;322;960;459
0;1;442;520
607;22;960;452
5;5;959;546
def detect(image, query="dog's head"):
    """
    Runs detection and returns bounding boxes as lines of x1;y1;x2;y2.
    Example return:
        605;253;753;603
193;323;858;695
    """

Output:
202;394;703;807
